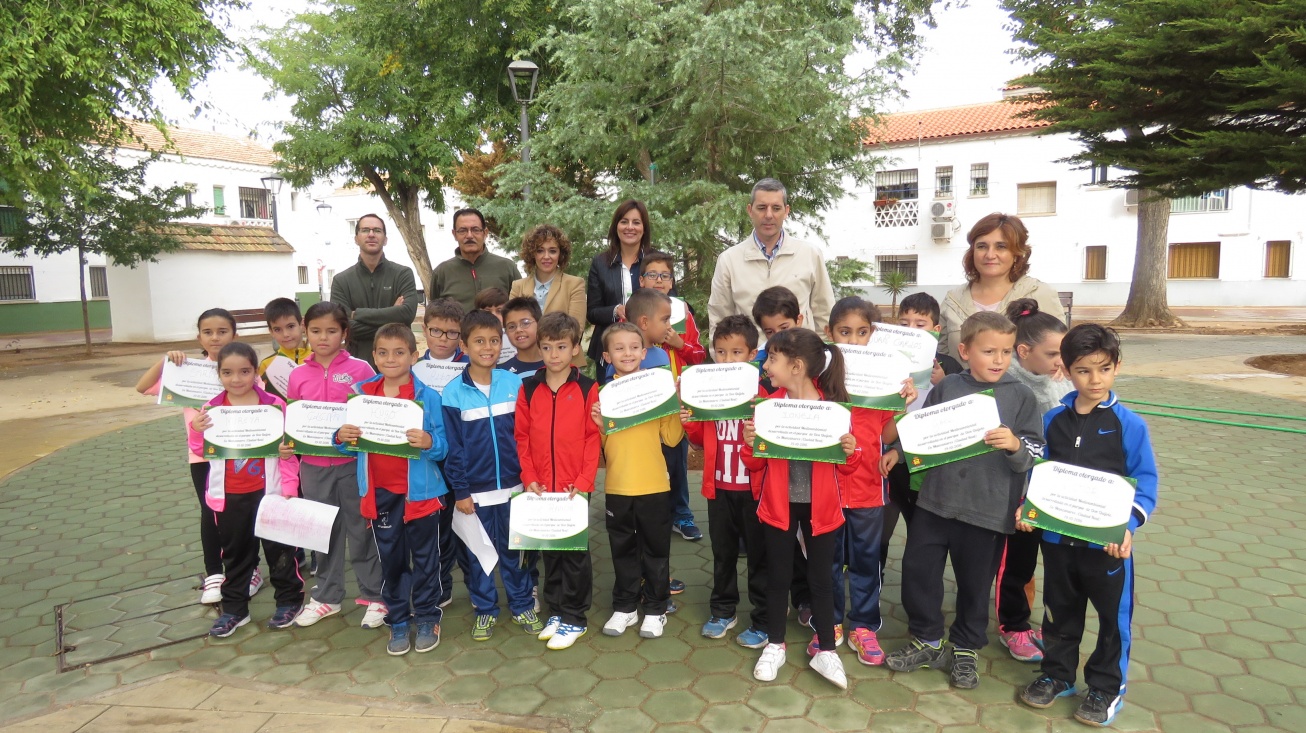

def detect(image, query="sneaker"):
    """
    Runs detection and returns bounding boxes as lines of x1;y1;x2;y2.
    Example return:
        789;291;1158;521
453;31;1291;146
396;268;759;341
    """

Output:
949;647;980;689
639;614;666;639
513;609;545;634
247;568;264;598
1001;629;1044;662
471;613;496;641
885;638;949;672
754;643;787;682
200;574;224;605
1075;688;1123;727
810;649;848;689
849;627;885;666
360;602;387;629
603;611;640;636
669;578;686;595
293;599;338;627
806;624;844;657
546;623;586;650
539;615;563;641
209;613;250;638
1020;675;1078;709
666;600;680;615
736;626;770;649
673;519;703;541
267;605;301;630
387;623;412;655
702;616;738;639
796;604;813;628
414;621;440;653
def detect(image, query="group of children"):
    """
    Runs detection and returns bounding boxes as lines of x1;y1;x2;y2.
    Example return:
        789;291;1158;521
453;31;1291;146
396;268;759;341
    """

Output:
142;252;1156;728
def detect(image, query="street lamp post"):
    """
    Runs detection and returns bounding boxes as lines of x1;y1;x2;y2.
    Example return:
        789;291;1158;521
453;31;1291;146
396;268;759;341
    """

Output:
260;175;284;232
507;59;540;200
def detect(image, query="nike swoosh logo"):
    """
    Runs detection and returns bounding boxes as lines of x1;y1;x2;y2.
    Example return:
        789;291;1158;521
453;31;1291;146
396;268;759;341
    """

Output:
1098;429;1117;435
1107;566;1122;575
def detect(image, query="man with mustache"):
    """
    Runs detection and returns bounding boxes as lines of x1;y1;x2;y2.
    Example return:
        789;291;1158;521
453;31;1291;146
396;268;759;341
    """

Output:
430;208;522;313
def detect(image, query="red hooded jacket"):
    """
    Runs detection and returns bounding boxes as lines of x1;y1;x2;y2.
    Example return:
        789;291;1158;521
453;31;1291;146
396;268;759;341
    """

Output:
844;406;893;509
514;368;602;492
684;385;769;500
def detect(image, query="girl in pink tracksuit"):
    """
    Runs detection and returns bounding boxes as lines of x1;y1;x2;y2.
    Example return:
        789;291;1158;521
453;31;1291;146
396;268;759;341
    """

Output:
285;302;385;628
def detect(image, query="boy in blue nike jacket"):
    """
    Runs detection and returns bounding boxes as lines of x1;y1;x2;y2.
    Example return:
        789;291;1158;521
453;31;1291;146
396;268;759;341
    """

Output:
440;310;542;641
1016;324;1159;728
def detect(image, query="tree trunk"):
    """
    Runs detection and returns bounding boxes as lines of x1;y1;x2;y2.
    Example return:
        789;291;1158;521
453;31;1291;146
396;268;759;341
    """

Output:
362;170;434;294
1112;189;1185;328
77;242;92;357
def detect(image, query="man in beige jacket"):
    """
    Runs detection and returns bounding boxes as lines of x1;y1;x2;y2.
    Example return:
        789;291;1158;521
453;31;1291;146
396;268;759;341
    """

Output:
708;178;836;337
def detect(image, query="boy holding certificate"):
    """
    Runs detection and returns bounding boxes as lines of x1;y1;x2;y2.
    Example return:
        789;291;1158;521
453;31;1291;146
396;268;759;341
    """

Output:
258;297;311;400
441;310;541;641
335;324;450;656
1017;325;1158;727
514;313;601;650
881;311;1043;689
591;320;685;641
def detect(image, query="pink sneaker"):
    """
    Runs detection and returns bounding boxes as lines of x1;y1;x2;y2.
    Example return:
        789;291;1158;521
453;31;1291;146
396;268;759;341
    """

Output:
849;627;885;666
1001;629;1044;662
805;624;844;657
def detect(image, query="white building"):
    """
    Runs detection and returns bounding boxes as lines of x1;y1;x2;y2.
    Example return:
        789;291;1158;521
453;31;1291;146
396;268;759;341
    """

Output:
815;98;1305;307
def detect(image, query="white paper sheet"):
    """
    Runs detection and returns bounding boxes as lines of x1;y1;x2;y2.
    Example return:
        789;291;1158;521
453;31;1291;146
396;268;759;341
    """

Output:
264;355;298;396
254;495;339;554
452;510;499;575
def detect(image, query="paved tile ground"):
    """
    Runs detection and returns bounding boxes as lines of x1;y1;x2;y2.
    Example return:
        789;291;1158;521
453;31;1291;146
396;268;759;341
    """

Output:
1;364;1304;731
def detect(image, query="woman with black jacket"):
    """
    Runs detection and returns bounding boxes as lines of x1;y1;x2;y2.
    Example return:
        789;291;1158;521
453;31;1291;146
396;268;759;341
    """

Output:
586;199;653;381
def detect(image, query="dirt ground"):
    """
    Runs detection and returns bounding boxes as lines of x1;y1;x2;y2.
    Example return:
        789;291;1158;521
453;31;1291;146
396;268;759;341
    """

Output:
1247;353;1306;377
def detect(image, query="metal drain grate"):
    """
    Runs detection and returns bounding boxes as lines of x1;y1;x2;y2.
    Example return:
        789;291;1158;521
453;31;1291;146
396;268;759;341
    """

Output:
54;576;214;672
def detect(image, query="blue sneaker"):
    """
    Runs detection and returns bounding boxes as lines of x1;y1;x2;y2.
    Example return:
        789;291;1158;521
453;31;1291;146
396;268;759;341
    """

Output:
701;616;738;639
209;613;250;638
736;625;769;649
669;578;686;595
388;622;412;656
267;605;301;630
674;519;703;541
414;621;440;653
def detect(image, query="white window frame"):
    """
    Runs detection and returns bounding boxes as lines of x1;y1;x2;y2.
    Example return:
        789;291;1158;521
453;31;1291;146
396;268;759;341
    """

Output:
1016;182;1057;216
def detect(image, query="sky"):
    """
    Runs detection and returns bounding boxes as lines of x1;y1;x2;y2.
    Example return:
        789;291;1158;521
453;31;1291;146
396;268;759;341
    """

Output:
156;0;1034;140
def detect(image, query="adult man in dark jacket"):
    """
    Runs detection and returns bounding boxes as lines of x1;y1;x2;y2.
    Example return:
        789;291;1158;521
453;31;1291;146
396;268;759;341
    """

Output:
430;208;521;312
330;214;419;367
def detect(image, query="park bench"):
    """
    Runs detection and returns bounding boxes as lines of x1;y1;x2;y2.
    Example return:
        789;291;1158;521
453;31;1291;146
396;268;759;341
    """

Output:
230;308;266;333
1058;291;1074;325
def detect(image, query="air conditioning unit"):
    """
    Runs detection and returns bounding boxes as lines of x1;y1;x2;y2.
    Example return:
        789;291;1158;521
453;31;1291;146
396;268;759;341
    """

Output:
931;223;951;241
1124;190;1139;208
930;200;956;221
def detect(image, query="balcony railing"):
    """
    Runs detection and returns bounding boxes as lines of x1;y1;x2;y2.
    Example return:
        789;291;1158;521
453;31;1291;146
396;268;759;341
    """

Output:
874;200;919;228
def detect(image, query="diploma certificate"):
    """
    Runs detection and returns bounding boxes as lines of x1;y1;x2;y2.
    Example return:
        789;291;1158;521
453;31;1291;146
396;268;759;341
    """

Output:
412;361;465;393
598;368;679;435
284;400;348;458
669;297;689;334
679;363;758;421
344;394;424;459
202;404;284;459
838;344;911;411
158;358;223;407
263;355;298;397
1020;461;1135;546
895;391;1001;472
508;492;589;551
869;323;941;391
752;399;851;464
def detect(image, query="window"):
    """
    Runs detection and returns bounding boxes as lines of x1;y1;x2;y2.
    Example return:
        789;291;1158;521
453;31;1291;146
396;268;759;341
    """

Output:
238;186;270;219
213;186;226;216
346;219;359;238
0;266;35;301
290;191;300;212
1084;246;1107;281
297;266;310;286
1265;240;1291;278
89;266;109;298
1171;189;1229;213
969;163;989;196
876;255;918;285
1090;163;1110;185
1168;242;1221;279
181;184;196;208
0;206;21;237
875;169;919;201
1017;182;1057;216
935;166;953;198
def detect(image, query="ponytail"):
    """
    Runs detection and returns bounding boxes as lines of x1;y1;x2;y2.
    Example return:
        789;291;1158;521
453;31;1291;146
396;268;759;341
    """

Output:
818;343;849;404
767;329;849;403
1005;298;1066;348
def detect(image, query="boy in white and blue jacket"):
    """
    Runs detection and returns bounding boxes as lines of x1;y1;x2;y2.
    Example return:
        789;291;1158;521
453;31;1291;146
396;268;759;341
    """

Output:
440;310;541;641
335;324;449;656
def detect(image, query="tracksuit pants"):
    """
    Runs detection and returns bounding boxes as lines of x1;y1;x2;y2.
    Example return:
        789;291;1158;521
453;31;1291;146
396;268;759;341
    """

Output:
664;441;696;526
764;503;837;650
300;463;383;606
436;483;471;606
706;490;767;628
371;488;443;625
832;506;884;632
606;492;671;615
542;550;593;627
901;508;1005;650
462;501;535;617
190;463;224;576
880;461;917;578
996;527;1043;633
1040;541;1134;695
214;490;303;618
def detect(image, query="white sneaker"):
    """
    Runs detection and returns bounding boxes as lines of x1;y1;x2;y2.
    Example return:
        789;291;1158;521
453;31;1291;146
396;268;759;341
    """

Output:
200;574;224;605
547;624;586;650
602;611;640;637
293;599;339;627
639;614;666;639
247;568;264;598
810;649;848;689
360;602;387;629
539;615;563;641
754;643;787;682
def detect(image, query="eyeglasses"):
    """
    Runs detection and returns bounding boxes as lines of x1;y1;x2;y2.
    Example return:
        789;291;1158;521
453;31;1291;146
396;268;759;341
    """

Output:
641;272;673;282
358;227;384;235
505;318;535;333
454;227;486;236
427;328;460;340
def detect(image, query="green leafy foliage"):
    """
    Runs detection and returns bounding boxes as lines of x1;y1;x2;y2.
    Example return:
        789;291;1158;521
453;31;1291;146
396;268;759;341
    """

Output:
828;257;876;300
877;268;911;316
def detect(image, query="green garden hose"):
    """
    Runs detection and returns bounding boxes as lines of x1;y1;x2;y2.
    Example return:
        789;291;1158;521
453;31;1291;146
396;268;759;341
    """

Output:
1127;408;1306;435
1121;399;1306;422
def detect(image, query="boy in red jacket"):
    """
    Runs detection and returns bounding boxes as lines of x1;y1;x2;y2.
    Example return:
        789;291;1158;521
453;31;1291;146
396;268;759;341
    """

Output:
514;312;602;650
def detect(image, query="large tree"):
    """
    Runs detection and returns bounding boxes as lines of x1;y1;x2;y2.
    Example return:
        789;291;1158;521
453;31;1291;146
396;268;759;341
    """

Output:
251;0;558;292
0;0;234;204
1004;0;1306;327
1;156;208;355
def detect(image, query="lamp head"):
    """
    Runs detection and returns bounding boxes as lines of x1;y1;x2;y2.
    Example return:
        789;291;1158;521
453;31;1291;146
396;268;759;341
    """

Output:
507;59;540;104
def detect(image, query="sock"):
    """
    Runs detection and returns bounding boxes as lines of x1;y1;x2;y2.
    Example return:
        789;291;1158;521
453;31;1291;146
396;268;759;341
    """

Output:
919;638;942;648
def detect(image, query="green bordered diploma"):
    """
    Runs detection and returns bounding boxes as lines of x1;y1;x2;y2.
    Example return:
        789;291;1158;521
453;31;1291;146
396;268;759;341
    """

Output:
599;368;679;435
203;404;284;459
837;344;911;412
679;363;758;421
1020;460;1135;546
896;390;1000;472
752;399;851;464
508;492;589;551
344;394;424;460
158;358;223;407
283;400;347;458
868;323;941;392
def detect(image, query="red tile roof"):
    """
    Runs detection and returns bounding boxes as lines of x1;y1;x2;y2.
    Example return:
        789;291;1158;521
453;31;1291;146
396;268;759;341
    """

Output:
866;101;1052;146
118;120;278;167
154;223;294;253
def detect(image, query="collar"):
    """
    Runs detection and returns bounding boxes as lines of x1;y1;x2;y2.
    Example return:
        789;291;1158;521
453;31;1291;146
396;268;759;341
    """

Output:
1060;390;1119;409
753;229;784;261
454;246;486;265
